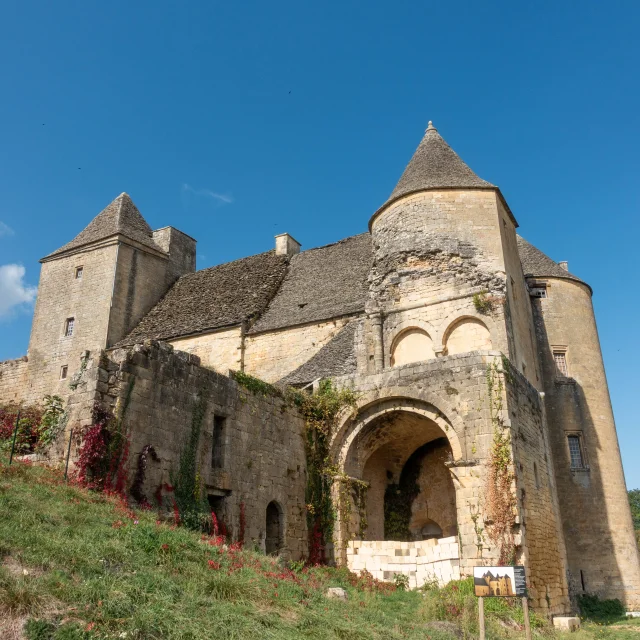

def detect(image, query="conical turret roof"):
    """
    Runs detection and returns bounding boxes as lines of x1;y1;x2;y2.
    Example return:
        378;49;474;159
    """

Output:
45;193;162;259
371;122;495;223
388;122;494;200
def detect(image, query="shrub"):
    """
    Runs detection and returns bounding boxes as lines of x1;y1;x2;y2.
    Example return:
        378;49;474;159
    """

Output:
577;593;625;623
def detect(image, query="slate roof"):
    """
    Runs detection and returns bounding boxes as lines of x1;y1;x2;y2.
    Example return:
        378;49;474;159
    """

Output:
279;321;358;386
116;251;289;346
248;233;372;333
381;123;494;208
45;193;163;259
516;235;589;290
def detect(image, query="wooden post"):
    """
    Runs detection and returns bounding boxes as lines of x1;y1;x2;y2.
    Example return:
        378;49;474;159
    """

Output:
8;410;21;465
478;596;485;640
522;596;532;640
64;429;74;482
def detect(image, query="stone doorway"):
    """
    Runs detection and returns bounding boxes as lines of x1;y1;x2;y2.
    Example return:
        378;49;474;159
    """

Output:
265;501;283;555
331;398;463;583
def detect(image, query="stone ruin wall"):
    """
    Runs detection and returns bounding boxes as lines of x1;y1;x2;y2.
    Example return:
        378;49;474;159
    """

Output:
61;341;308;560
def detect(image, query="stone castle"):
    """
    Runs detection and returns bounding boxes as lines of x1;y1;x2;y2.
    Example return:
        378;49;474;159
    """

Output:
1;122;638;614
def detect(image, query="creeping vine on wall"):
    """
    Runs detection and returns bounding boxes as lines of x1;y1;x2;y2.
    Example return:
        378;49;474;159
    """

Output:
77;379;135;493
286;380;358;563
231;371;363;562
485;359;517;564
171;395;211;531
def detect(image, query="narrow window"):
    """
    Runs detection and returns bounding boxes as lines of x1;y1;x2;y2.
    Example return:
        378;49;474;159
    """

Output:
211;415;226;469
568;435;585;469
533;462;540;489
64;317;75;337
75;266;83;280
60;365;68;380
554;351;568;377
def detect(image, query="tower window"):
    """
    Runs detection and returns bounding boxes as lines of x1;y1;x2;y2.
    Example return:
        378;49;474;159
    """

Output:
64;317;75;337
530;283;547;298
75;266;83;280
60;365;68;380
553;351;569;377
568;434;586;469
211;415;226;469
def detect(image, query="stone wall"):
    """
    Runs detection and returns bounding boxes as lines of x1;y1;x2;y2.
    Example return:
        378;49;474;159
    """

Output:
0;357;29;405
169;327;242;375
63;341;308;560
532;276;640;608
25;243;120;404
346;537;460;588
106;243;170;348
506;363;571;613
245;317;353;383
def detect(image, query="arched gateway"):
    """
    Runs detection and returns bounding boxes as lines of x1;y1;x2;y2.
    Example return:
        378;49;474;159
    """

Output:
329;392;467;586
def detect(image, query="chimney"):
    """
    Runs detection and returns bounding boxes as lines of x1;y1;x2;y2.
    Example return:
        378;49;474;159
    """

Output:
275;233;301;257
558;261;569;271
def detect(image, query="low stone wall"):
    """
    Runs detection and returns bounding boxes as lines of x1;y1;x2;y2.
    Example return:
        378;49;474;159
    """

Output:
346;537;460;589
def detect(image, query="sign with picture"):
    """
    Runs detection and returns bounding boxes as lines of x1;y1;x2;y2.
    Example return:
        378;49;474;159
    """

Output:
473;566;527;597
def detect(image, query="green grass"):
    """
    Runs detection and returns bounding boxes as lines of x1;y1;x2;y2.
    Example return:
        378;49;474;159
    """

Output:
0;458;637;639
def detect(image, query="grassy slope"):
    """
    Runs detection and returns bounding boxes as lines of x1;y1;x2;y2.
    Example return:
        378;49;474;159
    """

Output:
0;459;637;640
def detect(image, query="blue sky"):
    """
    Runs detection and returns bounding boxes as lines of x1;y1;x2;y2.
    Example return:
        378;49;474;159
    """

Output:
1;1;639;485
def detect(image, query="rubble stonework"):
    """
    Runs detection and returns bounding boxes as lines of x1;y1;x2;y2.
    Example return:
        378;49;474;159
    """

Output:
2;122;639;613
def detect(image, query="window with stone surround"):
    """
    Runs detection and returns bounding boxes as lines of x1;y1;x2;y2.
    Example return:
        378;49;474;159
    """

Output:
553;349;569;377
75;266;83;280
64;317;75;337
60;365;68;380
567;434;587;469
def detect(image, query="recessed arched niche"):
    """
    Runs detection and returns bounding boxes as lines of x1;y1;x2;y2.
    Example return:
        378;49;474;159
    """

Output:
390;328;435;367
444;318;492;356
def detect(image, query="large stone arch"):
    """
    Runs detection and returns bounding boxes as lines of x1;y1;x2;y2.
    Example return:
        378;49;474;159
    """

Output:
329;390;466;561
330;388;465;465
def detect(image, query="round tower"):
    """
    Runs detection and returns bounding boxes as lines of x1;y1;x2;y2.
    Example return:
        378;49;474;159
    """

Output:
519;236;640;607
366;122;539;385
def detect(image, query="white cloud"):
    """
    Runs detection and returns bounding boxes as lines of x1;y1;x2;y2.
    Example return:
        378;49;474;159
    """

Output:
0;222;14;237
182;183;233;205
0;264;37;317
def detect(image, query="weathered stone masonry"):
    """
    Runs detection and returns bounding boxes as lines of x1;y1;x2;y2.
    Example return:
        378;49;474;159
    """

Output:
62;341;308;560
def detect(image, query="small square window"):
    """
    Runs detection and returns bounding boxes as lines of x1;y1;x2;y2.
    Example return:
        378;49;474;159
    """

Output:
60;365;68;380
75;266;83;280
554;351;568;377
568;435;586;469
64;317;75;337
